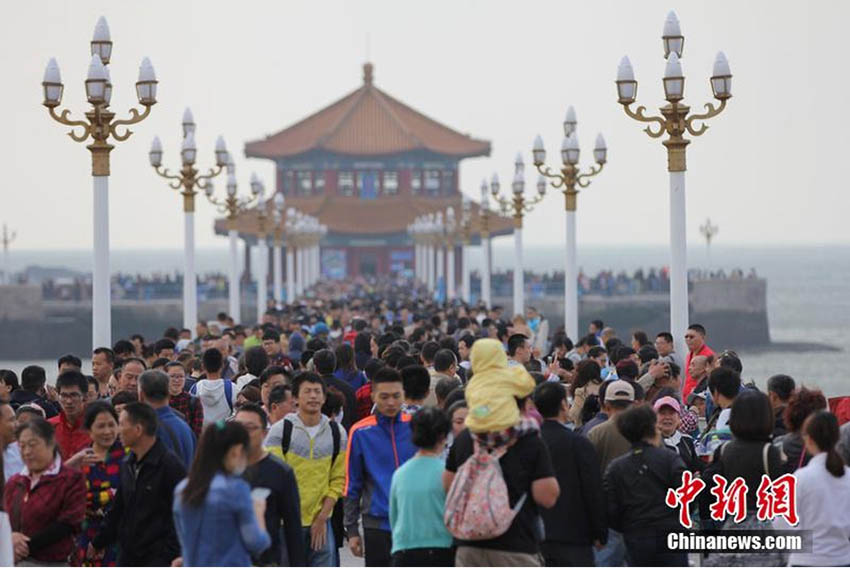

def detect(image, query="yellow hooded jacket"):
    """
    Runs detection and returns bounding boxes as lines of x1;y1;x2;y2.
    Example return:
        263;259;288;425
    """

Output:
464;338;535;433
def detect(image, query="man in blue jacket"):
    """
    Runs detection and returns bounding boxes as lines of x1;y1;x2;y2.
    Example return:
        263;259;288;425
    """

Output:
138;370;195;468
344;367;415;566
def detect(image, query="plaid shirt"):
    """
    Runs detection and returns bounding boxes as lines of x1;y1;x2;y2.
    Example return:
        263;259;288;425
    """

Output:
169;392;204;437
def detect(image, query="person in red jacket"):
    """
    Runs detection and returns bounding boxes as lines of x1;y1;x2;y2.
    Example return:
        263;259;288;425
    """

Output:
48;370;91;463
5;417;86;564
683;324;715;399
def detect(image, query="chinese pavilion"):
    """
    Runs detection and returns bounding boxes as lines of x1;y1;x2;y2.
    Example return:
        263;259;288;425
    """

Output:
216;63;514;280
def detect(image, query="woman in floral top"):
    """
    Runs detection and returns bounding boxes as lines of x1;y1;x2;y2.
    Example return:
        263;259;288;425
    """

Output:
68;401;127;567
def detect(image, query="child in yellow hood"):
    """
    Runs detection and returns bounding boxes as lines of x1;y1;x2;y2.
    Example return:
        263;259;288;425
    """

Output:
465;338;536;433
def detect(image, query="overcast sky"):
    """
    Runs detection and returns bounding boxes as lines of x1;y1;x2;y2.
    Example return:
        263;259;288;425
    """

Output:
3;0;848;251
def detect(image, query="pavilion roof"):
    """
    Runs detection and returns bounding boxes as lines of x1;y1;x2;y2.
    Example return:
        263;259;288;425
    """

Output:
244;63;491;160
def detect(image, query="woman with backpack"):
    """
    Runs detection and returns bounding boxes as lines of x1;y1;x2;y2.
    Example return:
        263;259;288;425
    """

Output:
173;421;270;566
389;407;454;566
701;390;786;567
775;410;850;566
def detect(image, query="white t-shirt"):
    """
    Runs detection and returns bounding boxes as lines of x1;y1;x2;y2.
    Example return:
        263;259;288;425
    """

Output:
304;423;321;439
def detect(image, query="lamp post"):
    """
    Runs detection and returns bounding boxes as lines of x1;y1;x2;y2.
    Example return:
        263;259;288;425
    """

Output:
42;16;157;349
253;181;269;324
478;181;492;309
285;208;297;303
459;198;473;303
1;224;16;285
149;110;228;335
272;193;286;308
533;108;608;340
445;206;457;301
490;153;546;316
616;10;732;352
204;163;261;324
433;212;445;301
699;218;718;264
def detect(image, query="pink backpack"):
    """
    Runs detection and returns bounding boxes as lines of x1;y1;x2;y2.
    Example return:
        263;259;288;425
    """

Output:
444;440;528;540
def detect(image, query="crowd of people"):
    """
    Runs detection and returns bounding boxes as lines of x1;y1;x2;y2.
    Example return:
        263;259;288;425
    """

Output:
0;276;847;568
33;266;758;303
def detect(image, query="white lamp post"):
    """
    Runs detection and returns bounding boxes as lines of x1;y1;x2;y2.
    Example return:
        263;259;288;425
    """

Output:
616;10;732;352
534;110;608;340
491;153;545;317
445;206;457;300
460;198;472;303
253;180;269;324
1;224;16;285
205;158;260;324
434;212;445;300
272;193;285;308
479;180;492;309
43;17;157;349
150;112;227;336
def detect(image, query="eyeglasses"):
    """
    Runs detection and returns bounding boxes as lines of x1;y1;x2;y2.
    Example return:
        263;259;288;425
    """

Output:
59;392;83;401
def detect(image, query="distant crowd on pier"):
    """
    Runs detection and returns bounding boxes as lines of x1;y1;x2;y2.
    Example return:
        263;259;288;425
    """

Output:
29;266;758;303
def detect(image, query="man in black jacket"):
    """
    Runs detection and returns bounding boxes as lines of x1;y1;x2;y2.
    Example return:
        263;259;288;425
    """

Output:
534;382;606;566
91;402;186;566
313;349;357;432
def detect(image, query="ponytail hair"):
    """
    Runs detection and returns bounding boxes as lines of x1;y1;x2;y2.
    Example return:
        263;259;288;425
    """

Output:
803;410;845;478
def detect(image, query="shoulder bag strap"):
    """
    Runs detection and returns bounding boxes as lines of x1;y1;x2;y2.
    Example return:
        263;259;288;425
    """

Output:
330;420;341;465
281;419;294;456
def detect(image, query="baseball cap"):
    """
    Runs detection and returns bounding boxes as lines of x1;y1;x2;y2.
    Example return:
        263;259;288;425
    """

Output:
653;395;681;413
604;379;635;402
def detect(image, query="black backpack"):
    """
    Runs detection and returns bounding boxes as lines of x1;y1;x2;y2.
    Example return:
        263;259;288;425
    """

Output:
280;419;341;465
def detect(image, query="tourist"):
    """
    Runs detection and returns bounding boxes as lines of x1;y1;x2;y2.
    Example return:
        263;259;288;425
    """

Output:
11;365;58;418
235;403;306;567
345;367;416;566
0;369;18;404
166;361;204;437
154;338;176;360
604;405;687;567
568;360;602;427
90;402;186;566
585;379;634;566
259;365;289;409
109;390;137;416
263;329;292;368
682;324;715;399
589;319;604;340
112;340;135;360
654;395;703;473
1;401;22;481
444;337;559;566
267;384;295;425
236;346;271;394
72;401;127;566
334;343;367;390
116;358;146;394
84;376;99;404
653;331;681;369
701;390;784;566
314;349;357;432
766;374;796;437
506;334;531;367
400;365;431;414
49;369;91;461
775;411;850;566
525;306;549;356
5;418;86;564
173;420;271;566
426;349;458;406
138;370;196;468
776;387;827;473
587;380;635;471
434;375;462;409
270;372;346;567
192;348;235;425
57;354;83;374
698;366;742;454
91;348;115;397
389;407;453;567
534;381;605;567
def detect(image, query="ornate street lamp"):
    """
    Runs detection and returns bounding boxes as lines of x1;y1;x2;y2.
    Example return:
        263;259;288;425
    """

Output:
490;153;546;316
149;110;227;334
42;17;157;349
204;159;261;323
616;10;732;351
534;107;608;340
